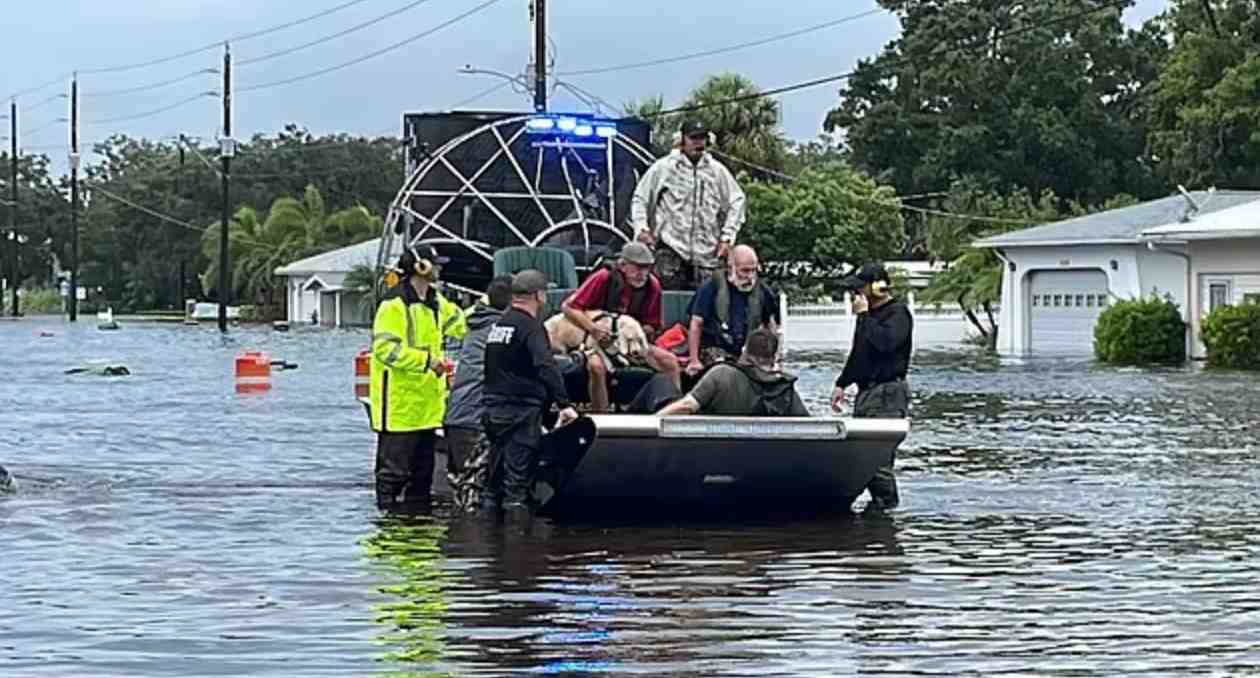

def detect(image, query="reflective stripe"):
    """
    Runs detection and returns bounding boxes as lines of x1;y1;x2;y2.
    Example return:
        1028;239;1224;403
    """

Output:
441;311;462;336
404;305;417;348
383;342;404;366
373;332;403;345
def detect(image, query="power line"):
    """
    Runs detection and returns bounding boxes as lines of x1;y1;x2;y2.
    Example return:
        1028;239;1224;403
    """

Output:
650;0;1130;118
238;0;437;66
78;0;379;75
85;93;217;126
3;74;68;103
83;69;219;98
89;184;280;251
709;149;1041;225
238;0;507;93
558;8;886;77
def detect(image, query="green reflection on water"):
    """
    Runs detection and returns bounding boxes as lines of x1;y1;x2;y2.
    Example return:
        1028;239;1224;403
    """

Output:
361;516;452;678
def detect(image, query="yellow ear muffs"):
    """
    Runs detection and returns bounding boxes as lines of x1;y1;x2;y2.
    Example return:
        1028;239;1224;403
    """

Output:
871;281;889;295
414;259;434;277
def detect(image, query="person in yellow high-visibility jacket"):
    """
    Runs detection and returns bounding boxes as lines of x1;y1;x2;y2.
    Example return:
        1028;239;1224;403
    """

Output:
371;244;467;509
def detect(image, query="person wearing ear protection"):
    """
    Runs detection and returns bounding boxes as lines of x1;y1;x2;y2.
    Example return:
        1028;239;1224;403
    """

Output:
831;263;913;513
370;243;468;510
631;119;746;290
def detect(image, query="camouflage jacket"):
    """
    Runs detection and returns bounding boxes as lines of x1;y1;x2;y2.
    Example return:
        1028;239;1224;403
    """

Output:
630;150;746;269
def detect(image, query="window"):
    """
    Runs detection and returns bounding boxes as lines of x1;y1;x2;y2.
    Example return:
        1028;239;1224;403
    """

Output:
1210;283;1231;312
1053;294;1063;307
1032;295;1040;307
1099;295;1110;308
1075;295;1084;307
1086;295;1095;307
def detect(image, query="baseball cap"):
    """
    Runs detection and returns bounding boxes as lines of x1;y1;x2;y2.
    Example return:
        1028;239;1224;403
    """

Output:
511;269;549;295
680;119;709;139
397;243;450;272
619;241;655;266
840;263;890;291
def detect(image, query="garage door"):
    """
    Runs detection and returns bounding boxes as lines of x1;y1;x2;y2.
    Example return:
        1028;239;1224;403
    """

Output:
1028;269;1110;354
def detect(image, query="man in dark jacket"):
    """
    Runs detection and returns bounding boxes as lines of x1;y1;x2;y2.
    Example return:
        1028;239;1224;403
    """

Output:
482;269;579;515
442;275;513;511
831;263;913;512
658;329;809;417
686;244;780;374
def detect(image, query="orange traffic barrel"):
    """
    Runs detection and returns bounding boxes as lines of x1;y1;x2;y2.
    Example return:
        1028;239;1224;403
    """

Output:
235;351;272;393
354;349;371;399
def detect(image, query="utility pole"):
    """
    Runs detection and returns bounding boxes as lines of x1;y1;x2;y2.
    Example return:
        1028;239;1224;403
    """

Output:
9;99;18;317
532;0;547;111
68;74;80;322
177;134;186;313
218;43;233;333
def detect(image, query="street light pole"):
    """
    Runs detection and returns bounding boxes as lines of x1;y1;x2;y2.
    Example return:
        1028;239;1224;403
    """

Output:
532;0;547;112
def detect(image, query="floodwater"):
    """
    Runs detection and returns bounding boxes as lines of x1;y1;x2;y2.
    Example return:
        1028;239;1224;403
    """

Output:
2;320;1258;677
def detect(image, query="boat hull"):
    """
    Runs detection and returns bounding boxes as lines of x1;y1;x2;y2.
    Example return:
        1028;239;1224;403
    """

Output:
541;415;907;516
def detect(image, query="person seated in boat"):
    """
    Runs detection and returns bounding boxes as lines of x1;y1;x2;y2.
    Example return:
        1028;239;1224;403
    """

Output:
657;328;809;417
686;244;780;376
559;241;681;413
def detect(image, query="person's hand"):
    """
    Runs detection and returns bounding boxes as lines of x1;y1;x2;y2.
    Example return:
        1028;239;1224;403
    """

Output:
686;359;704;377
636;230;656;247
851;293;869;315
431;359;452;377
589;325;613;347
555;407;579;428
831;386;847;413
716;241;731;261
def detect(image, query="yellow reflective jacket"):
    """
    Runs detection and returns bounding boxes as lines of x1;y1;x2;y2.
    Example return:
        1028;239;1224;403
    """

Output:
370;286;467;432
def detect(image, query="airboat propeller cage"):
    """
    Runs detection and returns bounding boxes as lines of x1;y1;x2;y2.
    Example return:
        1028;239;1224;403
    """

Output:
379;111;657;292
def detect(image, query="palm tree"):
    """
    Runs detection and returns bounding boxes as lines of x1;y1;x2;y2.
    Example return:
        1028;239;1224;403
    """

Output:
681;74;786;173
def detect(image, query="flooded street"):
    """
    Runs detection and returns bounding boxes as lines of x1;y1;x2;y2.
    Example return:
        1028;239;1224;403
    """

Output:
3;320;1258;677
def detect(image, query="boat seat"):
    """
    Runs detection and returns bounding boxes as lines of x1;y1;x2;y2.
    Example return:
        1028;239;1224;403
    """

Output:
493;246;579;290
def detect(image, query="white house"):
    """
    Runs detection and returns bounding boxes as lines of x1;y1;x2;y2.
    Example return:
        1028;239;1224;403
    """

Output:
973;190;1260;356
274;237;381;328
1140;199;1260;358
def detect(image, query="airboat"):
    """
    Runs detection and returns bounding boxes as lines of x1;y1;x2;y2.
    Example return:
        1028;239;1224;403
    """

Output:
365;110;908;515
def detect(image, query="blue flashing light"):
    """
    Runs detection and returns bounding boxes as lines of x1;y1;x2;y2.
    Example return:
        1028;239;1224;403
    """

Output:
525;117;555;131
525;115;618;140
574;124;594;137
557;117;578;131
595;125;617;138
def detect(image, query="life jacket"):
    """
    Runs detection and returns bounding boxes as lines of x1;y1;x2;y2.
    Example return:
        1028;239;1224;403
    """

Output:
732;363;799;417
713;269;766;346
602;264;649;320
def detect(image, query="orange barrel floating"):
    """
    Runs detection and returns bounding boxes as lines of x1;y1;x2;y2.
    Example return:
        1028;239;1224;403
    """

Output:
235;351;272;393
354;349;371;399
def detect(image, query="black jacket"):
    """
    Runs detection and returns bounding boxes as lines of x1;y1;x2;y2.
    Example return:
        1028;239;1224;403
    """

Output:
836;298;913;390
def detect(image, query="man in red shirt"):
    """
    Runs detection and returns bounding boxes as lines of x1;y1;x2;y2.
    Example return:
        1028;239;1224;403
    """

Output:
561;242;682;412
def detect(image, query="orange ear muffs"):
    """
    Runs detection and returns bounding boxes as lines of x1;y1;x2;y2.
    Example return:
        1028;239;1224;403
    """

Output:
383;271;401;288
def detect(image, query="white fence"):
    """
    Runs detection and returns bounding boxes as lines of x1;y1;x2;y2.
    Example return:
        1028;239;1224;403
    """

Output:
782;293;983;352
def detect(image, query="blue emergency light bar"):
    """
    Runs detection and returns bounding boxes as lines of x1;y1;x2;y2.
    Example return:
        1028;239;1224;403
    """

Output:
525;114;618;139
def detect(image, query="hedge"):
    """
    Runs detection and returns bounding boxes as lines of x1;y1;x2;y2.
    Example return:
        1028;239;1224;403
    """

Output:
1093;296;1185;365
1202;302;1260;370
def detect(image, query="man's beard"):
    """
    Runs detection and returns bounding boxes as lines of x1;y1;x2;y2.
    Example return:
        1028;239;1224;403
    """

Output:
732;276;756;293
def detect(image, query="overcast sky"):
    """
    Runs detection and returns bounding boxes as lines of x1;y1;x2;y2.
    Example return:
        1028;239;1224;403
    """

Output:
2;0;1170;156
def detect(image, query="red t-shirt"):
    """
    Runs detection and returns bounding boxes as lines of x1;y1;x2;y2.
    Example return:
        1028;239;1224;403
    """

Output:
567;268;664;331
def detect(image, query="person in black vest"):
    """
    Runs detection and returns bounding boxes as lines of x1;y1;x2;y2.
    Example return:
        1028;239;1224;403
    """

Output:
831;263;913;513
687;244;780;375
483;269;579;516
657;328;809;416
560;241;681;412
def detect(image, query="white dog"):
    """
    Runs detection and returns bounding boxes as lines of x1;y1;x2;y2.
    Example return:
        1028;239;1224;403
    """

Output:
544;310;650;370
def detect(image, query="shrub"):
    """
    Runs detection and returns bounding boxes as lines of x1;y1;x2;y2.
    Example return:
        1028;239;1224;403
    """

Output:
2;288;62;315
1201;302;1260;370
1094;296;1185;365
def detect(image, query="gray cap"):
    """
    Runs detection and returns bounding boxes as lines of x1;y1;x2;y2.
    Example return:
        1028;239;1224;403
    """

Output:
511;269;549;295
619;241;655;266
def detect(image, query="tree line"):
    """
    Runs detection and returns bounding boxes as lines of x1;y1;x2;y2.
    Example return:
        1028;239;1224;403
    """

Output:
2;0;1256;336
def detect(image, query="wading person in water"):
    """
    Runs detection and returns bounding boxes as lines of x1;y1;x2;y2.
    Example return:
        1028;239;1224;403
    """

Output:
481;270;579;518
369;245;467;510
832;263;913;513
631;119;746;290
